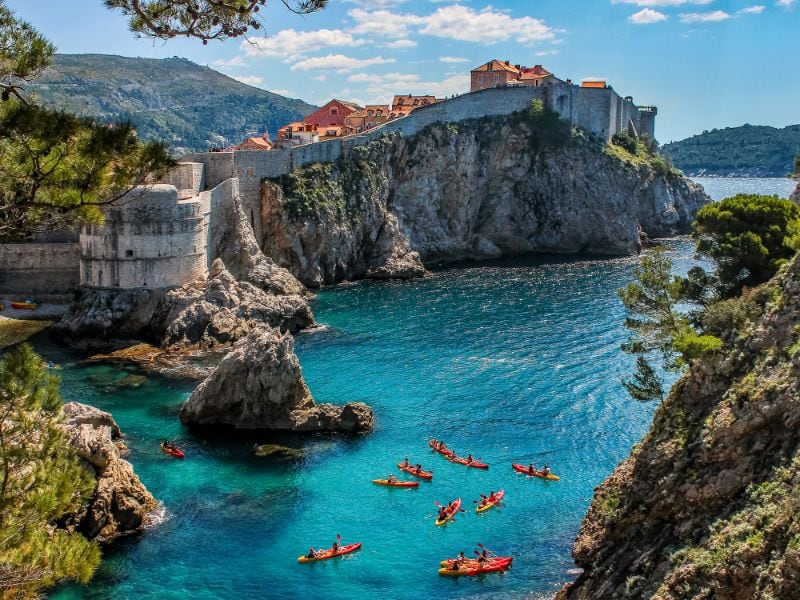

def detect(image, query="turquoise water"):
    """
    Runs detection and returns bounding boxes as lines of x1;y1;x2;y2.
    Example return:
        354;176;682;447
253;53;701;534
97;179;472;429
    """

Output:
43;177;792;599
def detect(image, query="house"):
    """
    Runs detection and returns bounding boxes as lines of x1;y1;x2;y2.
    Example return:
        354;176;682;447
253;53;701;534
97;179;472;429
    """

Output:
344;104;391;133
302;99;363;129
275;122;319;148
234;133;272;151
470;60;560;92
391;95;436;113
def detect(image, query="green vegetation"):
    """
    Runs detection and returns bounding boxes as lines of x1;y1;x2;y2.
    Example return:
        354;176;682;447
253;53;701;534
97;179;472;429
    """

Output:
29;54;316;154
0;344;101;597
511;99;573;151
662;124;800;177
611;132;638;155
619;194;800;402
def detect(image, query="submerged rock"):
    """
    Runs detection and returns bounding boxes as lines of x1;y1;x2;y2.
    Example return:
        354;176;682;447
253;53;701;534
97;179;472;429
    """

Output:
179;328;374;433
61;402;159;543
254;444;303;459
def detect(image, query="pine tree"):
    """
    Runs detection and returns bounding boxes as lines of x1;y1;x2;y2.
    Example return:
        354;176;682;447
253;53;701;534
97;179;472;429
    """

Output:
0;344;101;597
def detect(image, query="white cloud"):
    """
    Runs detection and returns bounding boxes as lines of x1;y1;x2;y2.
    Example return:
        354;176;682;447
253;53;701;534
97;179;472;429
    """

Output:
382;39;418;48
629;8;668;23
241;29;362;59
420;6;555;44
612;0;711;5
291;54;396;72
679;10;731;22
535;50;559;56
345;0;408;6
349;5;556;45
439;56;470;63
233;75;264;87
271;89;293;97
738;5;765;13
212;56;246;67
776;0;795;8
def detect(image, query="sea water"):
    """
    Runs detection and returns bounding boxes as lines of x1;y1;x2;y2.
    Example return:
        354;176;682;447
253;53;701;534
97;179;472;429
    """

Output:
46;178;794;599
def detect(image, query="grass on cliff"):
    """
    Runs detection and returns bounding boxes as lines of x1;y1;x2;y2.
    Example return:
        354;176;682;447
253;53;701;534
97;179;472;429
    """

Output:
604;134;679;176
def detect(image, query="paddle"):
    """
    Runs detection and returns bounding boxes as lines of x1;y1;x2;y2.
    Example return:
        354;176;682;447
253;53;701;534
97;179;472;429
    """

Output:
477;543;499;559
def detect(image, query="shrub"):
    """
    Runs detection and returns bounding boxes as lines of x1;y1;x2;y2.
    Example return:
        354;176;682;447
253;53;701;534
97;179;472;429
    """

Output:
612;132;638;155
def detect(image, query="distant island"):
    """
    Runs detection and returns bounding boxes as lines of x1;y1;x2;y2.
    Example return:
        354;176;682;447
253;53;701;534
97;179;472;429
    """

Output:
28;54;316;154
662;123;800;177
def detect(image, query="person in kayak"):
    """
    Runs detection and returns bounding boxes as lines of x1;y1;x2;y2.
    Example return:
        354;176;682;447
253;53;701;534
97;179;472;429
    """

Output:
387;474;398;483
528;463;536;474
488;490;496;502
331;541;340;553
403;458;409;467
466;454;473;464
457;551;466;564
438;506;448;520
542;464;551;476
306;548;319;559
415;464;423;474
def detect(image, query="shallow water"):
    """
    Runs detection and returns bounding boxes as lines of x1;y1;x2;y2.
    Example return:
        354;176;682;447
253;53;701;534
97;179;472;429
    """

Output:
45;178;788;599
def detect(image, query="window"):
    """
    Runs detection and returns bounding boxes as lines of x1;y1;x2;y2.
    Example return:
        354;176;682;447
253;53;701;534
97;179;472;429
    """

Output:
330;108;338;115
125;250;134;257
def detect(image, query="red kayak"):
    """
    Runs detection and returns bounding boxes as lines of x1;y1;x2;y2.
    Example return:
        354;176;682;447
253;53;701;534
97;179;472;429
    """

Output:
429;439;453;457
439;557;513;576
297;542;362;563
435;498;462;526
450;455;489;469
160;442;185;459
397;462;433;480
512;463;559;481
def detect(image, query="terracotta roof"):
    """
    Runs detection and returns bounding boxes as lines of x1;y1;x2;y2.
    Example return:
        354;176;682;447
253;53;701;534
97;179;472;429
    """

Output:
471;60;521;74
331;99;364;112
240;137;271;149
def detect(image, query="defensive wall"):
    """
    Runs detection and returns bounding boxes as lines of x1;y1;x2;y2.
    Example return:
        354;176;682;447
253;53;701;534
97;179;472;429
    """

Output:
0;243;80;303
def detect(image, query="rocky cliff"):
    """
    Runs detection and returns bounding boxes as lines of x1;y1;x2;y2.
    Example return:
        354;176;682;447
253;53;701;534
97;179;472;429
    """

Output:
260;114;708;288
61;402;159;543
791;180;799;203
558;254;800;599
179;328;373;432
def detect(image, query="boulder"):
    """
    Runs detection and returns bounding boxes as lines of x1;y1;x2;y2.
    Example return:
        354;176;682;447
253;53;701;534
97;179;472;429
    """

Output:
179;328;374;433
62;402;159;543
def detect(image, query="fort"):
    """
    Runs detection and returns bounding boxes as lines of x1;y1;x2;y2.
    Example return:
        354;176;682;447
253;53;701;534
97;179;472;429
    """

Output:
0;83;657;300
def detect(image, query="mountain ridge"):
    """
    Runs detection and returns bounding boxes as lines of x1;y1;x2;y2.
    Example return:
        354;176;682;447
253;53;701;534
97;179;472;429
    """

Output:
28;53;316;154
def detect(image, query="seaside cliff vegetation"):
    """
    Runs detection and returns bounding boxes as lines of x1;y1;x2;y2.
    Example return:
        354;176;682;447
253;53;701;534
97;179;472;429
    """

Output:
559;192;800;598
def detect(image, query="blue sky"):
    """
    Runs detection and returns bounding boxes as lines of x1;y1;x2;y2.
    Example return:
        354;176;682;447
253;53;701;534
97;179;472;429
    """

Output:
7;0;799;142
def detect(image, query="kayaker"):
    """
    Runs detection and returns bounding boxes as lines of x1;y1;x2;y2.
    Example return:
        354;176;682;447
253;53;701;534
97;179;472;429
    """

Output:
331;541;340;553
403;457;409;467
528;463;536;474
438;506;447;520
466;453;473;464
415;464;422;474
387;474;398;483
457;551;466;564
488;490;496;502
542;464;551;476
450;560;460;571
306;548;318;559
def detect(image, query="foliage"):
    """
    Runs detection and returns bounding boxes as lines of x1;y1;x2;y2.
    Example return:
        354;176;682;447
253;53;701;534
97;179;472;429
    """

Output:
612;132;638;155
0;344;101;596
0;100;174;241
0;2;55;103
623;356;664;403
692;194;800;297
661;123;800;177
105;0;327;42
28;54;316;153
511;99;573;152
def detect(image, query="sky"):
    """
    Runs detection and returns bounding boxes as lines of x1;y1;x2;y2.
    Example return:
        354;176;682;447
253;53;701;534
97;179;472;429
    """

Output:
6;0;799;142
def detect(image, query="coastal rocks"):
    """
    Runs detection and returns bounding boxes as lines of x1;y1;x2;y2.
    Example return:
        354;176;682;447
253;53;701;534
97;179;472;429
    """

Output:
254;444;303;459
53;259;313;351
61;402;158;543
791;180;800;203
179;328;374;433
557;255;800;599
260;119;708;287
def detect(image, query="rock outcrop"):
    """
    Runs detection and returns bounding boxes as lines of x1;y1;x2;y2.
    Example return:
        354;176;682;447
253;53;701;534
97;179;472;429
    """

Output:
261;118;708;287
558;255;800;599
179;328;374;433
61;402;158;543
791;179;799;203
53;259;312;350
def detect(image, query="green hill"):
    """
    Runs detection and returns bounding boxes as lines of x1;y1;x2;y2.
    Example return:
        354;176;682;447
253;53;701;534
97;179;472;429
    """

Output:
27;54;316;154
662;124;800;177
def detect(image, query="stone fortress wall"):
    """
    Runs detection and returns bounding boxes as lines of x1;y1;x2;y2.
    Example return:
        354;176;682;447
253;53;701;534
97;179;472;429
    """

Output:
0;85;658;297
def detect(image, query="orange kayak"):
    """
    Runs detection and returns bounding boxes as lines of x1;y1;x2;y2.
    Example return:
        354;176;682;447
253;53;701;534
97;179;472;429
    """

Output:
160;442;185;459
429;439;453;457
397;462;433;480
512;463;559;481
476;489;504;513
435;498;462;526
372;479;419;488
450;455;489;469
297;543;362;563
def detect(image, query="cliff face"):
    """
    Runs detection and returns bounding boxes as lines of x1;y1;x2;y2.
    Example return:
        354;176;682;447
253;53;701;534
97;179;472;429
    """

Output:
260;117;708;288
791;180;799;203
559;255;800;599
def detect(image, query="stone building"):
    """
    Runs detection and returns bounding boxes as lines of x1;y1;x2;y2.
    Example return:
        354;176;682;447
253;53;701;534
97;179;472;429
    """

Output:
471;60;560;92
301;99;362;129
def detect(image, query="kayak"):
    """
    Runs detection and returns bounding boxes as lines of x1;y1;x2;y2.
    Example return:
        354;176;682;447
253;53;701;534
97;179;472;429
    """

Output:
435;498;462;526
450;455;489;469
297;543;362;563
429;439;453;457
372;479;419;488
440;556;513;568
512;463;560;481
11;301;38;310
476;489;505;513
160;442;185;459
397;462;433;480
438;557;512;577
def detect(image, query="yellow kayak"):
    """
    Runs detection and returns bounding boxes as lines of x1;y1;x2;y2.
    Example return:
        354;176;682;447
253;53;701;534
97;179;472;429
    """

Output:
476;489;504;513
297;543;362;563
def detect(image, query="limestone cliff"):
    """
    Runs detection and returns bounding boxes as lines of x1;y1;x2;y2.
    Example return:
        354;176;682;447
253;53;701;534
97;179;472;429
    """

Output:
260;115;708;287
61;402;159;543
558;254;800;599
791;179;799;203
179;328;373;432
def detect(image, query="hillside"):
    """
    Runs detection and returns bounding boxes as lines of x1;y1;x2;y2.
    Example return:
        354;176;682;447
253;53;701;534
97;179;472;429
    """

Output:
28;54;316;154
662;123;800;177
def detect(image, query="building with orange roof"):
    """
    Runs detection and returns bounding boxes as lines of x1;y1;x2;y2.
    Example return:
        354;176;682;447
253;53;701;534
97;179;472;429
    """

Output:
391;95;436;113
302;99;363;129
345;104;391;133
234;133;272;151
470;60;560;92
275;122;319;148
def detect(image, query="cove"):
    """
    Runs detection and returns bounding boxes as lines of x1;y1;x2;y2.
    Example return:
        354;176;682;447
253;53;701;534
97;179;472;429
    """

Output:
46;176;792;600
